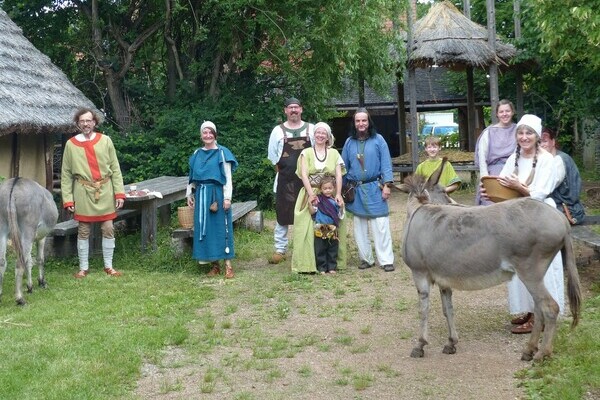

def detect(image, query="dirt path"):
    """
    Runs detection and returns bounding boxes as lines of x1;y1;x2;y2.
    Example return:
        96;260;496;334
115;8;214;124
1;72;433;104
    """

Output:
135;191;595;400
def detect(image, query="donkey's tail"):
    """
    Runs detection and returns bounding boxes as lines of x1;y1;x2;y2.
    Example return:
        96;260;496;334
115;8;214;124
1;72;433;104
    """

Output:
562;232;582;328
7;178;26;272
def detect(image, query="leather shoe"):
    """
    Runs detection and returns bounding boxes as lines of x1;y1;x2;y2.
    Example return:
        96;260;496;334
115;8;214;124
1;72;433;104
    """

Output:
358;260;373;270
104;267;122;277
73;270;89;279
383;264;395;272
511;313;532;325
207;263;220;276
268;252;286;264
511;317;534;334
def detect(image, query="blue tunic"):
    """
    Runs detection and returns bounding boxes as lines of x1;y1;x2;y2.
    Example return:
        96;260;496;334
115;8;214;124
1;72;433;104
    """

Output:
188;146;238;261
341;134;393;218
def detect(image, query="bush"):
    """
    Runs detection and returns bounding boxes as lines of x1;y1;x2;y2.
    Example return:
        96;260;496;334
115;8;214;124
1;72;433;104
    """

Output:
111;94;281;210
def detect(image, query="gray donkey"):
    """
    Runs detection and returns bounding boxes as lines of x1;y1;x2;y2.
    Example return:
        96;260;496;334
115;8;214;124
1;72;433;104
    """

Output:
396;163;581;362
0;178;58;305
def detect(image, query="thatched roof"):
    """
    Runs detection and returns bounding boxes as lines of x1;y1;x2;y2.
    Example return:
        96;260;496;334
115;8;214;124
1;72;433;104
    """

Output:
409;1;517;70
0;9;99;137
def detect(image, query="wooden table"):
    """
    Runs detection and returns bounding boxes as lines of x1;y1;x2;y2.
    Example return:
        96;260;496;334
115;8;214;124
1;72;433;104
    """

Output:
124;175;189;252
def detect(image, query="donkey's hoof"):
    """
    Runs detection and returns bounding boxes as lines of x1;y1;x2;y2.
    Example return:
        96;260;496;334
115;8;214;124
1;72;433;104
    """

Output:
27;285;33;294
38;279;48;289
533;351;550;362
410;348;425;358
442;345;456;354
521;352;534;361
16;298;26;306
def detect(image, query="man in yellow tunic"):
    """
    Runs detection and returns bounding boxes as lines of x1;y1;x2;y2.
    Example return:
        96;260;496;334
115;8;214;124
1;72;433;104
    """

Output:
61;108;126;278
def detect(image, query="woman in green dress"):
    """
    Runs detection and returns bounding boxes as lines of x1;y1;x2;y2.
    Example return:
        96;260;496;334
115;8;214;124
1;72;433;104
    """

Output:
291;122;347;273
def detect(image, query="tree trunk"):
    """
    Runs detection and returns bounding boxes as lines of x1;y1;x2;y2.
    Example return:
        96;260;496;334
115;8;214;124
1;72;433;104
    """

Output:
105;71;131;129
164;0;183;101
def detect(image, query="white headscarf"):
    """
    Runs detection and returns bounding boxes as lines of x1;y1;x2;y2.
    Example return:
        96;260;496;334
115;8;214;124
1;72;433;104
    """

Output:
314;122;335;148
516;114;542;137
200;120;217;135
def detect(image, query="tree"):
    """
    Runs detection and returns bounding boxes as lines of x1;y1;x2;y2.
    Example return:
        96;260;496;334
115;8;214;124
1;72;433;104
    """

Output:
3;0;407;129
532;0;600;70
71;0;163;129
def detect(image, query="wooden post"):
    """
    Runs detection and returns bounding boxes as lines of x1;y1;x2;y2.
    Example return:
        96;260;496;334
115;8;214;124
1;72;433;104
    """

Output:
396;77;407;155
514;0;524;119
462;0;477;151
487;0;499;123
407;0;419;172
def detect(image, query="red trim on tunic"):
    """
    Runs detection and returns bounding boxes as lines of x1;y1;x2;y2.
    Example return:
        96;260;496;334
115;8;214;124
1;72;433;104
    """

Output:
75;212;117;222
69;133;103;180
116;193;126;200
63;201;74;208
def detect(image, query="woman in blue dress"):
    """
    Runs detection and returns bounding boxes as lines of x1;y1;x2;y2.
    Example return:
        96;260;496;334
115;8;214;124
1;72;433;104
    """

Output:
186;121;238;278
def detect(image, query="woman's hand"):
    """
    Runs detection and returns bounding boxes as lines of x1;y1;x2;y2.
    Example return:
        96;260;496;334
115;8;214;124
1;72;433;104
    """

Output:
335;194;344;207
187;196;194;208
498;174;520;190
308;192;318;205
479;182;489;200
223;199;231;210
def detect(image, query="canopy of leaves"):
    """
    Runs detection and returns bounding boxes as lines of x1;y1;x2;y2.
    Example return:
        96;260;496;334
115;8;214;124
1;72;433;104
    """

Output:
2;0;408;204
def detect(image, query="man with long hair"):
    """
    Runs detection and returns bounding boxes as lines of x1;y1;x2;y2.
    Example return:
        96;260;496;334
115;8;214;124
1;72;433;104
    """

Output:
341;108;395;271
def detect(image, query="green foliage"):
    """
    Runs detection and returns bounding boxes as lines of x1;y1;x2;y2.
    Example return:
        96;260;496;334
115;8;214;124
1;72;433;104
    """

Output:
531;0;600;70
111;88;280;210
519;294;600;399
3;0;407;129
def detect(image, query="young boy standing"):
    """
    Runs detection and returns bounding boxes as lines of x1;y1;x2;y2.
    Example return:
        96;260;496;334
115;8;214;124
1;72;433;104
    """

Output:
415;136;462;193
308;176;343;274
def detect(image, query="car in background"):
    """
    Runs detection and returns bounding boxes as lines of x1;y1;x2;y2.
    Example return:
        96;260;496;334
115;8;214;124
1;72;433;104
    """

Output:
418;123;460;148
420;123;459;137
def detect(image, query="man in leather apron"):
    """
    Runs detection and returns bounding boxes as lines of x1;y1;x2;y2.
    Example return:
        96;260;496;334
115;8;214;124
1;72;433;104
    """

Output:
267;97;313;263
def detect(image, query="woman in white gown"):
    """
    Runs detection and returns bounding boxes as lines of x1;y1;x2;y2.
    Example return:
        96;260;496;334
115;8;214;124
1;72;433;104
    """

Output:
494;114;565;334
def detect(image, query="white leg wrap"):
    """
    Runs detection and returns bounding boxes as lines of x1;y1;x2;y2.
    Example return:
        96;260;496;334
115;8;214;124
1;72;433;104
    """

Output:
77;239;90;271
102;237;116;269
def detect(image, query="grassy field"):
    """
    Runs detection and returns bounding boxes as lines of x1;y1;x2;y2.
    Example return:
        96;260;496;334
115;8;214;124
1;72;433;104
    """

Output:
0;204;598;399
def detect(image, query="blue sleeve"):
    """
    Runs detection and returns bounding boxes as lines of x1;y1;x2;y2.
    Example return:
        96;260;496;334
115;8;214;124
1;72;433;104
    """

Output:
219;146;239;172
377;134;393;182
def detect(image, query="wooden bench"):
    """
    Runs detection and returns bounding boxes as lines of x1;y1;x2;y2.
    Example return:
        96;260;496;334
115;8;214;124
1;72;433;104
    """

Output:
171;200;260;256
46;209;139;258
570;215;600;261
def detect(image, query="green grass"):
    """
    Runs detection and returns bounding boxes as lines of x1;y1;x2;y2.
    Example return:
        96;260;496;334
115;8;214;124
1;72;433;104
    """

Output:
0;223;271;400
517;293;600;399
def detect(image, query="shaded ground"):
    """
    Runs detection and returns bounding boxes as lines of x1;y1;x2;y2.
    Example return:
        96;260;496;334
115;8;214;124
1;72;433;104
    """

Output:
135;190;598;400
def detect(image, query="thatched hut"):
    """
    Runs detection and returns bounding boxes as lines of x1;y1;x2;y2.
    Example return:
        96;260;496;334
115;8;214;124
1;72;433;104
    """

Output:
406;0;517;156
410;1;516;70
0;9;99;189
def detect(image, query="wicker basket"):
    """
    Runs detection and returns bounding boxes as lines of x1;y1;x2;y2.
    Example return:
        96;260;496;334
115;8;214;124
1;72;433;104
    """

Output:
177;206;194;229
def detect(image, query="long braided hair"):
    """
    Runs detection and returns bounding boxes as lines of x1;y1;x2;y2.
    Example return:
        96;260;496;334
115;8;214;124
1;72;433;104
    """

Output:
513;125;539;185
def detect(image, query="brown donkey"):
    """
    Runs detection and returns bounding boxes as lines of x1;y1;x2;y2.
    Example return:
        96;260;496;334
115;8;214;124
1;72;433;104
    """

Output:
396;169;581;361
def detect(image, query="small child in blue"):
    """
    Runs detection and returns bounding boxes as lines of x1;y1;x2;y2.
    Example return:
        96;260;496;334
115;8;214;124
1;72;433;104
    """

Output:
308;176;343;274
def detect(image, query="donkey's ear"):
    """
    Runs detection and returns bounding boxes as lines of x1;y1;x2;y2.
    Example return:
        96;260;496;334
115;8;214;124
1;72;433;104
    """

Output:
427;156;448;186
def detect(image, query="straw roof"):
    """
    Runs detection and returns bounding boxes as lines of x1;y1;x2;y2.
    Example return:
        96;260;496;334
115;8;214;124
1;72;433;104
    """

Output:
409;1;516;70
0;9;99;137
